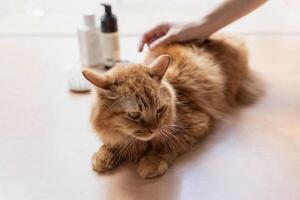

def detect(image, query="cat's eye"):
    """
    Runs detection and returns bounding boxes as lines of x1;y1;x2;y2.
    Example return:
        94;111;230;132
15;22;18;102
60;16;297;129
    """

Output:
128;112;141;120
157;105;167;115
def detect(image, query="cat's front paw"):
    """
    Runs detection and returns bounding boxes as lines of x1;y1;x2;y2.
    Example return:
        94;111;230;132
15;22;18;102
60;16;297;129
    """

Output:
137;154;168;178
92;146;118;172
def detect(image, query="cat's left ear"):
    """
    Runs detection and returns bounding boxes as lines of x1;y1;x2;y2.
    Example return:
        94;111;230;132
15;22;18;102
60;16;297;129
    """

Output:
82;69;109;90
149;54;171;81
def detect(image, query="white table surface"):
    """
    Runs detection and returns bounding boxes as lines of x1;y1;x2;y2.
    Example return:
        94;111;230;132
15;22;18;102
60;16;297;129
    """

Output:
0;35;300;200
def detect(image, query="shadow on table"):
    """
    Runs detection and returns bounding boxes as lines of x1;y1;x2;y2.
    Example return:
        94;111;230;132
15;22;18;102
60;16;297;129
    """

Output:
93;125;224;200
102;162;181;200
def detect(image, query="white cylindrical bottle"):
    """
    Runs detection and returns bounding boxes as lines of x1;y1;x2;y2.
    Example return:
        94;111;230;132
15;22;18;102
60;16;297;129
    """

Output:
77;13;102;67
100;4;120;67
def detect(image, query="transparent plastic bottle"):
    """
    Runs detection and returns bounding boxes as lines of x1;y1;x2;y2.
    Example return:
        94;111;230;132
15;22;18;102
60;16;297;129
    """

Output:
77;13;103;67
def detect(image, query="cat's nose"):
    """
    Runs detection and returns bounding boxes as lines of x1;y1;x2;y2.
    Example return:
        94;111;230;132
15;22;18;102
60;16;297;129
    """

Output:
145;123;158;133
143;118;159;132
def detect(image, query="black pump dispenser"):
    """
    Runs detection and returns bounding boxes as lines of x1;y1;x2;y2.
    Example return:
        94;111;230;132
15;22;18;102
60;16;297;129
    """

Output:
101;4;118;33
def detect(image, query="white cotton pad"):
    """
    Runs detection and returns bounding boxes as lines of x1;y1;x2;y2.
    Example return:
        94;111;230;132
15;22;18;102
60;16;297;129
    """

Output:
68;61;91;93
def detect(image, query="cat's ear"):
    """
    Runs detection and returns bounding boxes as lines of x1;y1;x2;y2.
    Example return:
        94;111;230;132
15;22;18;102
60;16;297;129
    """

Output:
149;54;171;80
82;69;109;90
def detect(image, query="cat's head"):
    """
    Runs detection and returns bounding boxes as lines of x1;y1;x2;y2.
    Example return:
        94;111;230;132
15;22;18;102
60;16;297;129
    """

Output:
83;55;176;141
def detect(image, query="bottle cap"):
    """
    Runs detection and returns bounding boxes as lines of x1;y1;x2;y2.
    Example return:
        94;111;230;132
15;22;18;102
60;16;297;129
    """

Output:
101;4;117;33
83;13;96;27
102;4;112;15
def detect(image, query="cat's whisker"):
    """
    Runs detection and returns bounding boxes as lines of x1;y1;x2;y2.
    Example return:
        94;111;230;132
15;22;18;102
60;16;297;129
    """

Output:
119;137;136;162
161;129;186;150
163;124;203;142
164;123;206;130
109;136;136;168
166;132;178;153
162;127;198;152
172;128;198;149
162;133;176;153
116;137;135;164
159;130;177;153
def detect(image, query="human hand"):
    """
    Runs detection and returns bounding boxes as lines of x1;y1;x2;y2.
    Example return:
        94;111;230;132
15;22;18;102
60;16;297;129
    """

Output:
138;0;268;52
138;22;208;52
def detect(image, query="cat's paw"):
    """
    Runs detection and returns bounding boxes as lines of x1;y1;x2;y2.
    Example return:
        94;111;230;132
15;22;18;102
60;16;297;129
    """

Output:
137;155;168;178
92;146;118;172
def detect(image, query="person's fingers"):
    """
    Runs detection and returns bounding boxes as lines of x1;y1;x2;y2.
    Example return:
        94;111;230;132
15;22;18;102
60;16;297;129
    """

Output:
138;36;157;52
138;40;145;52
138;30;168;52
138;33;157;52
149;34;175;49
138;34;150;52
138;27;161;52
138;23;170;52
147;37;159;46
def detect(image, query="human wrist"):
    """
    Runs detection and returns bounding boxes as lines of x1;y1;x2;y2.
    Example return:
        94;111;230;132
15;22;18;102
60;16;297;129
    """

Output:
194;17;219;39
176;21;206;41
182;18;214;41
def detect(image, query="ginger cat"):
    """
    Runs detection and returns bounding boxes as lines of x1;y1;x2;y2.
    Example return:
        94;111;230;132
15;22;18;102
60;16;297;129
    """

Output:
82;35;262;178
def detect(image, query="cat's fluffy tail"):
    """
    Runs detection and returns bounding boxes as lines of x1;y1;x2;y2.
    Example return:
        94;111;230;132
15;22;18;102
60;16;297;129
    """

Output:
236;71;264;105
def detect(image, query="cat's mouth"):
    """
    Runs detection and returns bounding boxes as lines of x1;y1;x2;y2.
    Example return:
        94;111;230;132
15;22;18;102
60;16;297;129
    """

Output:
133;131;157;141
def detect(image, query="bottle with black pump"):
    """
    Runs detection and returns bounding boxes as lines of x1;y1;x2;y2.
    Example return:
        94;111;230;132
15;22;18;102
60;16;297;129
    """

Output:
100;3;120;67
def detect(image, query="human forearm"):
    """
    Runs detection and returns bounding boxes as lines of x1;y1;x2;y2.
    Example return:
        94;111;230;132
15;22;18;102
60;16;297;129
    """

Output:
194;0;268;37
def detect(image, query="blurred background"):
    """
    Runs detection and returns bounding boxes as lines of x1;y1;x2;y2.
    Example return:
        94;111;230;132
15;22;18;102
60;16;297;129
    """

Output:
1;0;299;63
1;0;300;36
